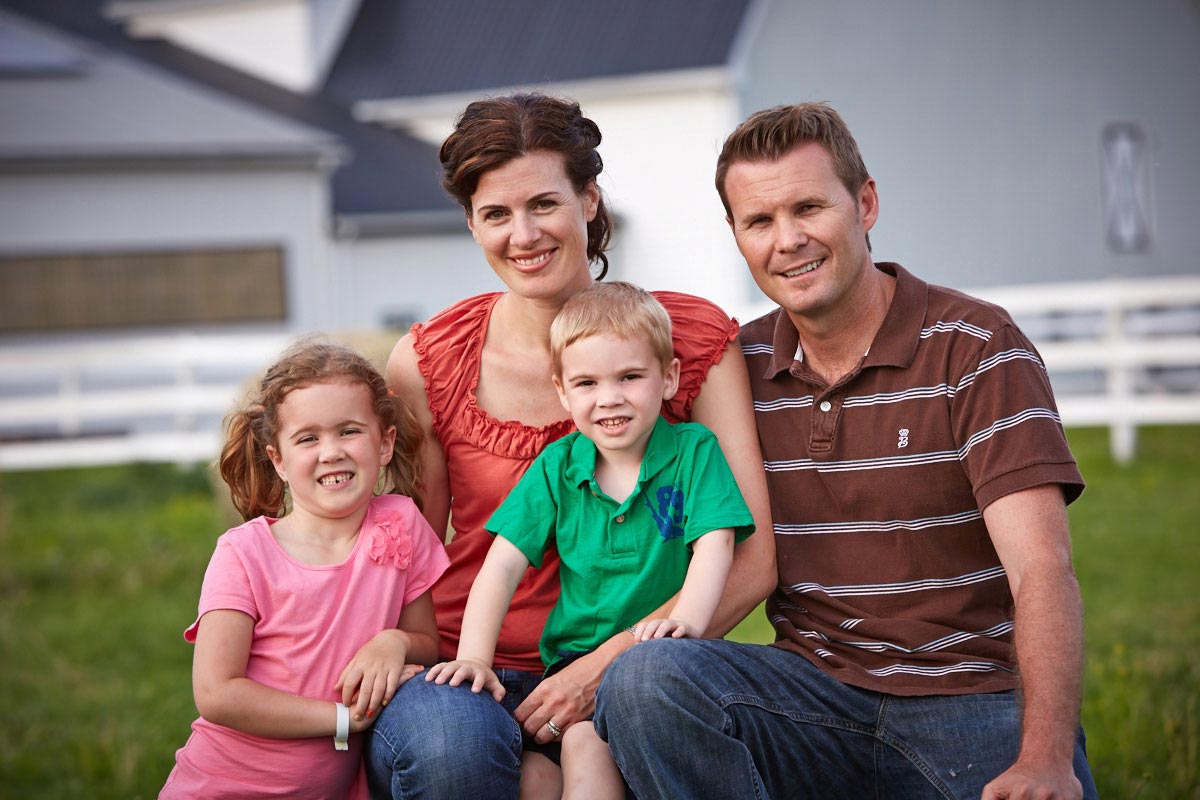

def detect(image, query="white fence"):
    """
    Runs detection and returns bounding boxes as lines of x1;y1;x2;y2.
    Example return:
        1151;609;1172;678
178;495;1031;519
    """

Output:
0;331;291;471
2;276;1199;470
975;275;1200;463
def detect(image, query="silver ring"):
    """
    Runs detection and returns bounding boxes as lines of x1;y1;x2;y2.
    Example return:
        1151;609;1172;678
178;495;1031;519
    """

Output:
545;719;563;738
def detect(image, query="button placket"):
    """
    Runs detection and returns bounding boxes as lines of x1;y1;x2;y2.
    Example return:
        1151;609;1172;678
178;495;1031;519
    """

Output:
809;391;844;452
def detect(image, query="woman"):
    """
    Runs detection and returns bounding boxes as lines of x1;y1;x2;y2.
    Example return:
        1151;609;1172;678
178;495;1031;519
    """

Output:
366;94;774;799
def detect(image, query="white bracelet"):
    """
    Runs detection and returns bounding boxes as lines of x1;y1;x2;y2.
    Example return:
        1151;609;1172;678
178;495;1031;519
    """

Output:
334;702;349;751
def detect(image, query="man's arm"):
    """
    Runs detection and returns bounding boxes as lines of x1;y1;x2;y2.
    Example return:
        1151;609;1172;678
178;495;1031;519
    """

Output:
982;484;1085;800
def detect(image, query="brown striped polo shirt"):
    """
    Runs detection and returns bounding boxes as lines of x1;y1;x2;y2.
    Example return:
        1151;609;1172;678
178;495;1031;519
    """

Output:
741;262;1084;696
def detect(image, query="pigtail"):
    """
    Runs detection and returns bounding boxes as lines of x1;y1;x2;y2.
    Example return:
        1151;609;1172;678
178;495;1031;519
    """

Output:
219;404;285;521
380;393;425;510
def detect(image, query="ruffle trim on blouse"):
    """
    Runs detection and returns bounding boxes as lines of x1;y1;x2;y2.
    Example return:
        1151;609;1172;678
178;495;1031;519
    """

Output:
368;505;414;569
411;291;738;460
412;293;573;461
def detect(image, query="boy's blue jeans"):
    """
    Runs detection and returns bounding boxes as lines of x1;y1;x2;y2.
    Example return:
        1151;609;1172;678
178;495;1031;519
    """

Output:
595;639;1098;800
364;667;539;800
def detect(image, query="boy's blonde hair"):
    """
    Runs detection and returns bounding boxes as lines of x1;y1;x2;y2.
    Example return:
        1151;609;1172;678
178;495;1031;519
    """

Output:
551;282;674;376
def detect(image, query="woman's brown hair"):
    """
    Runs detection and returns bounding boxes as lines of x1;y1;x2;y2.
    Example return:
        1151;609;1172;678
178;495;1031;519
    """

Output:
218;339;423;521
439;93;613;278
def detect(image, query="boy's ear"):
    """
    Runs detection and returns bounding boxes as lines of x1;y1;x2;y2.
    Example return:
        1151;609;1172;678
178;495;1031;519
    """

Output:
552;374;571;413
662;357;681;401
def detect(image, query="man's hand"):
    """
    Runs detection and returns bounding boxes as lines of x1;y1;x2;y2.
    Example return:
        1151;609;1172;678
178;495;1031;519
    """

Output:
982;759;1083;800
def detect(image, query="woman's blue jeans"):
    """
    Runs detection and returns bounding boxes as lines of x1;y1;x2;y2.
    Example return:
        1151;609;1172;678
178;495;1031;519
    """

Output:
365;668;542;800
595;639;1098;800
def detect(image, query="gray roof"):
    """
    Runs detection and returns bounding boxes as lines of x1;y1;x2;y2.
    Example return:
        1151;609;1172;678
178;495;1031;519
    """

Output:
0;0;455;219
324;0;753;102
0;10;340;165
0;0;755;220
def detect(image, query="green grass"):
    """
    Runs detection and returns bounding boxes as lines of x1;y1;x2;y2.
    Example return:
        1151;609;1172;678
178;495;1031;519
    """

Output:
1;427;1197;798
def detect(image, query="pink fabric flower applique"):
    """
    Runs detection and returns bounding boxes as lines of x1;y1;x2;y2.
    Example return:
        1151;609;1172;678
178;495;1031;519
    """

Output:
368;507;413;570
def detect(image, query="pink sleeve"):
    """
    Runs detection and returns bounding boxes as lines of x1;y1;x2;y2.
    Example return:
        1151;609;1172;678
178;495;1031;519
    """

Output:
398;501;451;605
183;535;258;642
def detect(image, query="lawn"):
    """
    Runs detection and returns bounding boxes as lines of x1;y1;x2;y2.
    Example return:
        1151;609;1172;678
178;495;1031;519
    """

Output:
0;426;1196;798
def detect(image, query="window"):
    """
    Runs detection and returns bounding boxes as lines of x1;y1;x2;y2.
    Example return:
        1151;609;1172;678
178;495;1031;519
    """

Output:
0;247;286;332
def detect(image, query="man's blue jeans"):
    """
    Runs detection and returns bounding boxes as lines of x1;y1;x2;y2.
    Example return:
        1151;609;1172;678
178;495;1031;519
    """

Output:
595;639;1098;800
365;668;541;800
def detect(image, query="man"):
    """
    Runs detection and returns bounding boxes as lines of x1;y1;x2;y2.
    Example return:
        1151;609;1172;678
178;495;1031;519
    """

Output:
595;103;1097;799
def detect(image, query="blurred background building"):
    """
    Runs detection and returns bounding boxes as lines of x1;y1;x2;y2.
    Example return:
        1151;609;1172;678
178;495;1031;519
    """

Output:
2;0;1198;467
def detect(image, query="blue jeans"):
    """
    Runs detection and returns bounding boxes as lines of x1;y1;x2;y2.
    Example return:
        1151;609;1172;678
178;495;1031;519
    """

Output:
365;668;542;800
595;639;1098;800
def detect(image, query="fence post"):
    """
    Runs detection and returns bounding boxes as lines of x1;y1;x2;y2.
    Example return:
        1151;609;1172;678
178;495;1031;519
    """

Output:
60;368;81;438
1107;296;1136;464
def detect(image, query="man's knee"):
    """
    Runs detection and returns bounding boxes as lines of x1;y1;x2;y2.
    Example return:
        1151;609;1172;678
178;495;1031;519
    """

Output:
596;639;708;741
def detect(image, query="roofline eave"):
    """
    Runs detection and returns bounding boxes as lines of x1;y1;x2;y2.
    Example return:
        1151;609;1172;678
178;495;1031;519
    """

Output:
0;144;346;174
353;65;735;127
332;208;470;240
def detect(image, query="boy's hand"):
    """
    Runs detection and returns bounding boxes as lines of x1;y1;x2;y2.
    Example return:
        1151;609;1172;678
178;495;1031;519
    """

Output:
425;658;506;702
632;618;698;641
335;629;416;723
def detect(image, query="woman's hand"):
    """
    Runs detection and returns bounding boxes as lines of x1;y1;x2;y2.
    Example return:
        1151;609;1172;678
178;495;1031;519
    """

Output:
514;649;607;744
335;629;419;723
425;658;506;701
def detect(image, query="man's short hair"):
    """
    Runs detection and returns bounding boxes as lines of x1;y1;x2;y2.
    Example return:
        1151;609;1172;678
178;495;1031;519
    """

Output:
715;102;870;217
551;282;674;377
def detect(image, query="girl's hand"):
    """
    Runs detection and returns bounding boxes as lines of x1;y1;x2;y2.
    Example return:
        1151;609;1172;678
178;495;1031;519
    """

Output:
632;618;698;641
425;658;506;702
335;629;415;723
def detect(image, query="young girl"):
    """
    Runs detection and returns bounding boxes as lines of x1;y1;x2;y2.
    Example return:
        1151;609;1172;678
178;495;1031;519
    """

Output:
160;340;449;800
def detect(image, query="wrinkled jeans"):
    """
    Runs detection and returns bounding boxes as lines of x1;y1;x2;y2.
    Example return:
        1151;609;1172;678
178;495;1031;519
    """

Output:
365;668;542;800
595;639;1097;800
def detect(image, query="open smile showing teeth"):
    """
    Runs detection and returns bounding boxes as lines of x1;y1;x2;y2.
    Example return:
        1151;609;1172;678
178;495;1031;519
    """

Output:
597;417;630;429
782;258;824;278
318;473;352;486
512;251;552;268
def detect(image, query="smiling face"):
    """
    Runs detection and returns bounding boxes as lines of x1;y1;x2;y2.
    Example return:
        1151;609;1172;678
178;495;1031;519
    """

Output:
724;142;879;330
553;333;680;465
467;150;600;305
266;379;395;526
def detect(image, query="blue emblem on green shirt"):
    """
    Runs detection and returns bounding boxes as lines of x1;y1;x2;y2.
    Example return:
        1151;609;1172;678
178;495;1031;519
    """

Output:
645;485;685;541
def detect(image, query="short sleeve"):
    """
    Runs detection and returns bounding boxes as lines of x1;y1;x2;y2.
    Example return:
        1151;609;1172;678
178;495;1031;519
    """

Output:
485;446;562;568
397;503;451;605
677;425;756;545
655;292;739;423
184;535;258;642
950;323;1084;510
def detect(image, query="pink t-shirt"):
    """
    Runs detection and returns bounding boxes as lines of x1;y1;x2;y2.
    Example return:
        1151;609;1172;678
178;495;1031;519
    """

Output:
160;494;449;800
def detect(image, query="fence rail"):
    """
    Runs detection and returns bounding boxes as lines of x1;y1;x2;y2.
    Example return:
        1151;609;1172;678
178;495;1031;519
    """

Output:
974;275;1200;463
2;276;1199;470
0;331;291;471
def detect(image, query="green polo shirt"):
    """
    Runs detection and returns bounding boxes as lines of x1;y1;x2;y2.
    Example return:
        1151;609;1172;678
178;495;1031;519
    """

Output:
486;417;755;669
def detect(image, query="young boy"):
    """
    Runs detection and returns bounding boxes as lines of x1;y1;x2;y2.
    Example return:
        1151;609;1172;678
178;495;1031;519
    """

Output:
426;281;755;799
